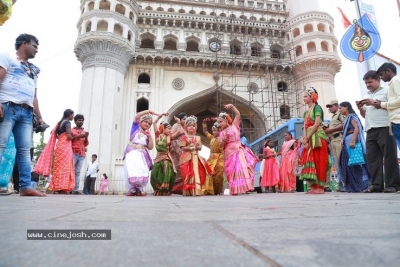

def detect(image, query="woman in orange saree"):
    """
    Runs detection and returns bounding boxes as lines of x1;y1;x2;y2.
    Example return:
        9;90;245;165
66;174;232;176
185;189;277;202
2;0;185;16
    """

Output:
299;88;330;194
279;132;300;193
34;109;75;193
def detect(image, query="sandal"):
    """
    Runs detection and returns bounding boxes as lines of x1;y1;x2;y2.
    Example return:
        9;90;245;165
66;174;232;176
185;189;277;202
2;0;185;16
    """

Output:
383;187;397;193
363;187;382;193
0;189;11;195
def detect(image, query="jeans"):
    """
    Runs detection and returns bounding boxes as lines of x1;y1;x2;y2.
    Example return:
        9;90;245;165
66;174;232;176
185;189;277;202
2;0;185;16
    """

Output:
391;123;400;151
31;181;37;189
0;103;33;191
83;176;89;194
73;153;85;191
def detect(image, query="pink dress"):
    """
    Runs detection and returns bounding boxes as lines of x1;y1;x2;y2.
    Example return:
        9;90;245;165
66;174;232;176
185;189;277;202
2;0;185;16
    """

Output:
99;177;108;193
260;147;280;187
279;139;300;192
219;120;258;195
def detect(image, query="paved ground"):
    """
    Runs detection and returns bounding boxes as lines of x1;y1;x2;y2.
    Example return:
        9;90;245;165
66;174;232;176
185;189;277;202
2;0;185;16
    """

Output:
1;192;400;267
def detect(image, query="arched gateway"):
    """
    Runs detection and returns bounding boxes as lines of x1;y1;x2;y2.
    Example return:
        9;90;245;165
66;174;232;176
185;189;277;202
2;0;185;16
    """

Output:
167;86;267;146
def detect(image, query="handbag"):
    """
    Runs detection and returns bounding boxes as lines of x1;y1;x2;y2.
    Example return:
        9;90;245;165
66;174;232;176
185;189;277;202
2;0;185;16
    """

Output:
347;142;365;166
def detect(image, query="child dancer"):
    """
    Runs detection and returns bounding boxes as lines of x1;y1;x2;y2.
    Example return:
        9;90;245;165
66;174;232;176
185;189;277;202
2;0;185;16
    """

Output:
98;173;108;195
150;113;176;196
179;115;212;196
261;139;280;193
217;104;259;195
123;110;157;196
202;118;224;195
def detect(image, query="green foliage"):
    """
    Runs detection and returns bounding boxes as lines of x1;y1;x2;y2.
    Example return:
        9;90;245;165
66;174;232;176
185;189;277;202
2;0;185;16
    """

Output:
34;132;46;160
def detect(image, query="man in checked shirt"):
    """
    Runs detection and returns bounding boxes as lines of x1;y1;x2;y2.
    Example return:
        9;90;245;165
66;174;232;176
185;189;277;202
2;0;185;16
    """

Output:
70;114;89;194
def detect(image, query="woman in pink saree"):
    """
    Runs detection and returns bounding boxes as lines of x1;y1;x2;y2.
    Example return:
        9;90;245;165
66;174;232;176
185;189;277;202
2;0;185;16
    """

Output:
279;132;300;193
217;104;258;195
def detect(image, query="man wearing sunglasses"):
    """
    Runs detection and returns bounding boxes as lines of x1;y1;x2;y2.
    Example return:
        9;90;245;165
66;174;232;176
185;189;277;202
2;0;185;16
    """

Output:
0;33;47;196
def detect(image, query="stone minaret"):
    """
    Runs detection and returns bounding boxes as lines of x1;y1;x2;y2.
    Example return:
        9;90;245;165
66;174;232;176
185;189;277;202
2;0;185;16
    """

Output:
74;0;139;173
285;0;342;115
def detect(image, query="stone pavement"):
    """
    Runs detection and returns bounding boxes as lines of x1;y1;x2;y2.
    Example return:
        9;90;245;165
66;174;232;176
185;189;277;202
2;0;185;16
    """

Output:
1;192;400;267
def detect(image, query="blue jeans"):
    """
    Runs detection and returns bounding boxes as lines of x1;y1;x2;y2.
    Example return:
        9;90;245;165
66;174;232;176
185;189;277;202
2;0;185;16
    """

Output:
73;153;85;191
0;103;33;191
391;123;400;151
83;175;89;194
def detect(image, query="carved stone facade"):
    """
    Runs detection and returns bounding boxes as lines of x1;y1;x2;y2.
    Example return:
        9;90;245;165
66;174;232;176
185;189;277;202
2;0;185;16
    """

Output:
74;0;341;188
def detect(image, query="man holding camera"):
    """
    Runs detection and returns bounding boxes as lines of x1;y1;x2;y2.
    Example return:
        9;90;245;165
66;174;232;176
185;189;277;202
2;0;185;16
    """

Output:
0;33;46;196
324;100;346;192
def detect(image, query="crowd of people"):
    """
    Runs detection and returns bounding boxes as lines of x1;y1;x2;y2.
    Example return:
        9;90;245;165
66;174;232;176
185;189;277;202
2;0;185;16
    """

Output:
300;66;400;194
125;104;258;196
1;33;400;197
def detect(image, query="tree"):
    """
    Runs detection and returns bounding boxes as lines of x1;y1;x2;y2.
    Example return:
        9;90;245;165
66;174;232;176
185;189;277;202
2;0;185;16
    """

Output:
34;132;46;160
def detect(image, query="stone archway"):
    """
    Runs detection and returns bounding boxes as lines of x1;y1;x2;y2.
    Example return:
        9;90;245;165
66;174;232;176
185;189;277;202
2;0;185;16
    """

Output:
167;86;267;147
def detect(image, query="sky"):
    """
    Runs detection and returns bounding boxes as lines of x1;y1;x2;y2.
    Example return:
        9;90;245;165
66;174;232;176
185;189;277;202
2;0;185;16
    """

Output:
0;0;399;151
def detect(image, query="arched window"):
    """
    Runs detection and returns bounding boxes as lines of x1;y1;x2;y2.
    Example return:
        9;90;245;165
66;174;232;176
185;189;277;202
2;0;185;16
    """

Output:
129;12;134;21
115;4;125;15
114;24;123;35
295;46;302;57
186;41;199;52
307;42;316;52
85;22;92;33
140;38;155;49
200;11;206;15
271;49;281;59
251;44;262;57
292;28;300;38
145;6;153;11
136;98;149;113
127;31;132;42
190;10;196;14
304;24;313;33
230;44;241;55
280;105;290;119
99;0;111;10
157;7;164;11
97;21;108;31
321;41;329;52
88;2;94;11
317;23;325;32
179;9;185;13
277;82;288;92
164;39;177;50
138;73;150;84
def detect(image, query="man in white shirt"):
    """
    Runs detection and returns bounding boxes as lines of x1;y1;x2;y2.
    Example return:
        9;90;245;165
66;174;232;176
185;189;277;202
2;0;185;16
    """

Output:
84;154;99;195
0;34;46;196
356;70;400;193
374;62;400;150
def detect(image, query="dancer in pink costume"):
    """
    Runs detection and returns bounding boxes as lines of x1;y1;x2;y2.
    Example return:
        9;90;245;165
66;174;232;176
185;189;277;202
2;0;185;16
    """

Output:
217;104;258;195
